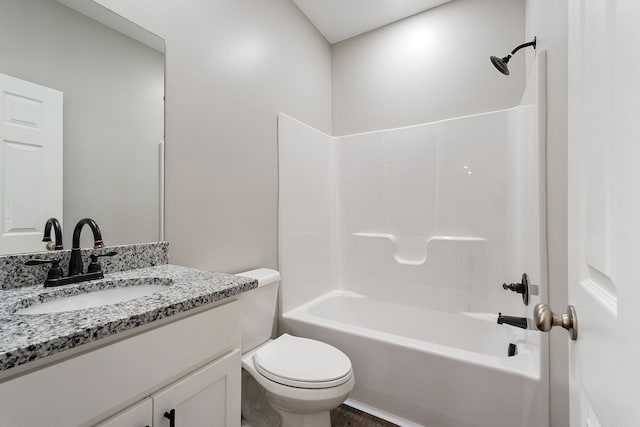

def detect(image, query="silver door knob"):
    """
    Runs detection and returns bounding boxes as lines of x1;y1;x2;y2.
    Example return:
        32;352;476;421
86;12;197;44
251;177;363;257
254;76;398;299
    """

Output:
533;304;578;340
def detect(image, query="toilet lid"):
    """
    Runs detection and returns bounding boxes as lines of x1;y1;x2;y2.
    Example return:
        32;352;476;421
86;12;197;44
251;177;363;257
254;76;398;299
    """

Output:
254;334;352;389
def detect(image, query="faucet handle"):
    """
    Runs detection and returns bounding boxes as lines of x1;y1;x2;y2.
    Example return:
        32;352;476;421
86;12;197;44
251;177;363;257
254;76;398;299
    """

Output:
87;251;118;273
25;259;64;282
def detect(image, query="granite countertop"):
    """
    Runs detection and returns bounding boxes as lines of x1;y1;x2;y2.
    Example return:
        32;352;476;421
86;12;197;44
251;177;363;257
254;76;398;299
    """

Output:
0;264;257;372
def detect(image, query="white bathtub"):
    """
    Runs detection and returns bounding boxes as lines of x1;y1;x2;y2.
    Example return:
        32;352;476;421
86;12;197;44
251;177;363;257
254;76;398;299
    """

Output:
282;291;547;427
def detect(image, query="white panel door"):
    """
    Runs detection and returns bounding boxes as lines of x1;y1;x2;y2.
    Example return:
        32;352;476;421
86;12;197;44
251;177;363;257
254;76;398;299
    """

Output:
568;0;640;425
0;73;62;255
152;349;241;427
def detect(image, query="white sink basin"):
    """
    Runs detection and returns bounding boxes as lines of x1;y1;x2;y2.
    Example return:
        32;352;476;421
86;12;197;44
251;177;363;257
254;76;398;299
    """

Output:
15;281;171;315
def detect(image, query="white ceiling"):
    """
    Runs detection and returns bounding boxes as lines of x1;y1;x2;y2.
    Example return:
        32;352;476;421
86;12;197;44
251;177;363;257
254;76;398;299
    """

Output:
292;0;453;44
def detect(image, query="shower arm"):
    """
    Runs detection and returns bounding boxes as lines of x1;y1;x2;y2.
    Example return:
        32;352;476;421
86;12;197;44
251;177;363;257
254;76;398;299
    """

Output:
509;37;537;57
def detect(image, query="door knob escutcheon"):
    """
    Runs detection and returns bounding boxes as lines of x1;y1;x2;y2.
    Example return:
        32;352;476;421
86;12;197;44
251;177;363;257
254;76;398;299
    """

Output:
533;304;578;340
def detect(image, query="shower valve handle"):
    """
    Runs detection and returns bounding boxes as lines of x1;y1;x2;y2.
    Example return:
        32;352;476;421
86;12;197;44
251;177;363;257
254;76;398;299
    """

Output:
503;282;525;293
501;273;530;305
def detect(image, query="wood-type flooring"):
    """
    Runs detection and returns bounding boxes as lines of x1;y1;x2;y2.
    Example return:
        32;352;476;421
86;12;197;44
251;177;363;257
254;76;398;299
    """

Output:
330;404;399;427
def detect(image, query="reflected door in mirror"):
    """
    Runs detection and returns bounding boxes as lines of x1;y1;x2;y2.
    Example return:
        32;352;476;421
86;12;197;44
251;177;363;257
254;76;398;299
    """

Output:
0;73;63;255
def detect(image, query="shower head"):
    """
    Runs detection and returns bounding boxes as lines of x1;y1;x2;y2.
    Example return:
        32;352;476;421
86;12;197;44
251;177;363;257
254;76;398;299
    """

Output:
490;36;536;76
490;55;511;75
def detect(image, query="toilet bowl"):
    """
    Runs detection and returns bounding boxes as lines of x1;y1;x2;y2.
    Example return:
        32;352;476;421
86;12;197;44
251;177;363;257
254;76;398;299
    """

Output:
236;269;354;427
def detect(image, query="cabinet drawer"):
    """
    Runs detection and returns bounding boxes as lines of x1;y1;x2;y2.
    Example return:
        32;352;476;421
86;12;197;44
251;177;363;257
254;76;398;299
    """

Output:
0;299;240;427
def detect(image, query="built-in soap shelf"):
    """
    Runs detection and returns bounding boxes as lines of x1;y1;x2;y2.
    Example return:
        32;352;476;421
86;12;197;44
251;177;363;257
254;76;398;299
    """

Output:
352;232;486;266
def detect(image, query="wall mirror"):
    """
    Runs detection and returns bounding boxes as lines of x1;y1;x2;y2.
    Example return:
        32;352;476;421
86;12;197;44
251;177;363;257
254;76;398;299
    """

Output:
0;0;165;255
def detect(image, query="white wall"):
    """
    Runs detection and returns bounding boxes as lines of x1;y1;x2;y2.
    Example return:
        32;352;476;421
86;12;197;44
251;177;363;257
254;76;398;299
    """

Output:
525;2;569;427
0;0;164;248
95;0;332;272
332;0;526;135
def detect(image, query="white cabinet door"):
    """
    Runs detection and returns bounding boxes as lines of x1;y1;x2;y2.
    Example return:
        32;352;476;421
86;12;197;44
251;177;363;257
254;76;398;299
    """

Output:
568;0;640;425
95;398;152;427
152;349;241;427
0;73;63;255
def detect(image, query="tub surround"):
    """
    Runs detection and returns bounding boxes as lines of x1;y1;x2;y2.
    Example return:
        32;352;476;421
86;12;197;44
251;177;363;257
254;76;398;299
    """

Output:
0;243;257;372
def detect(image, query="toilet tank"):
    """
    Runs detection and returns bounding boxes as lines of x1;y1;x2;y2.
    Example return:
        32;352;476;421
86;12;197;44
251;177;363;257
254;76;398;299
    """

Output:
235;268;280;352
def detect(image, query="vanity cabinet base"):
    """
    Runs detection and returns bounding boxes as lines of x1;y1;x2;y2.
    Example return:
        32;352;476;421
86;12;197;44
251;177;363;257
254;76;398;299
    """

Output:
0;300;240;427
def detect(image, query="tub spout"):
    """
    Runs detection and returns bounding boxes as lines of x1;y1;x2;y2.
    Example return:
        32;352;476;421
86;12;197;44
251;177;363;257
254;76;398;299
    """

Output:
497;313;528;329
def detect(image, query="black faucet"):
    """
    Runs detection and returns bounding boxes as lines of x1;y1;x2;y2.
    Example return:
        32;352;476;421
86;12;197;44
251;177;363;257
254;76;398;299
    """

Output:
25;218;117;287
42;218;63;250
497;313;528;329
68;218;105;276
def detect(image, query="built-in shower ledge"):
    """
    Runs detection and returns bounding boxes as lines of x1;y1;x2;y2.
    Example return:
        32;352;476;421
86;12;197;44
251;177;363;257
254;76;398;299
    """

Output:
352;232;486;265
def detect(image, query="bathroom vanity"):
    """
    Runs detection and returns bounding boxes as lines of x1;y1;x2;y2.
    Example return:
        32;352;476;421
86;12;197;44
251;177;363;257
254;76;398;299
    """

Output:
0;243;257;427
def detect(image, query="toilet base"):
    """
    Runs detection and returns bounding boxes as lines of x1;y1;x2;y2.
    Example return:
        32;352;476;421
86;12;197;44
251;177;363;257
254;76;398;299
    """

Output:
241;369;333;427
241;369;281;427
276;408;330;427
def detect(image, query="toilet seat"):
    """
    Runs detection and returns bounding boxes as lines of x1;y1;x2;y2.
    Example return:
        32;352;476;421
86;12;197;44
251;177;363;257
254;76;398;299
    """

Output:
253;334;352;389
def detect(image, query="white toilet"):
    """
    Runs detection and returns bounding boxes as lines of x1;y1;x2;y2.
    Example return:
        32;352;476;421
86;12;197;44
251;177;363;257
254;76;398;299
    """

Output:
236;268;354;427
